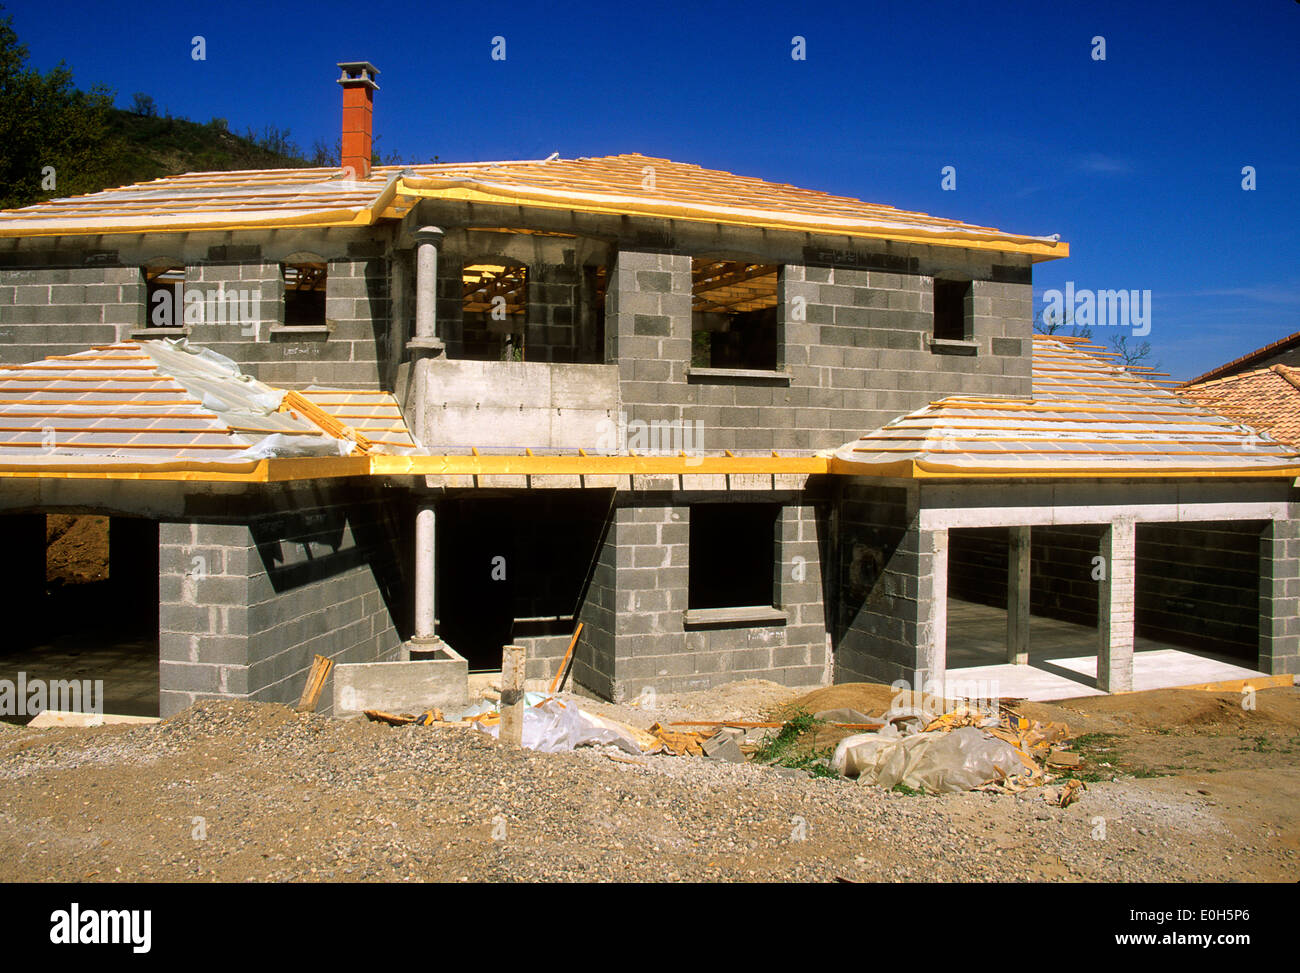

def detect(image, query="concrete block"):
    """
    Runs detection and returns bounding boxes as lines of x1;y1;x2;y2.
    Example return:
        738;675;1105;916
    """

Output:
333;647;470;718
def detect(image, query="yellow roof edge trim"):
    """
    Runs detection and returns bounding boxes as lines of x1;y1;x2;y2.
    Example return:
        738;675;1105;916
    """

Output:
395;178;1069;261
827;457;1300;480
0;455;372;482
5;452;1298;483
0;207;376;239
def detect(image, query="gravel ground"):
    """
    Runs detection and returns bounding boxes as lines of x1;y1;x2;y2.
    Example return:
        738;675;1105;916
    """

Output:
0;688;1295;883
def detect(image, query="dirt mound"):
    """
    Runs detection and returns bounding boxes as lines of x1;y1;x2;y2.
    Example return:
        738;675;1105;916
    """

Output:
46;514;109;584
1019;686;1300;733
770;682;964;721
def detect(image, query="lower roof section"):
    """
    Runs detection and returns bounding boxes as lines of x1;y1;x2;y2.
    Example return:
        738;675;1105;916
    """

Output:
2;336;1299;484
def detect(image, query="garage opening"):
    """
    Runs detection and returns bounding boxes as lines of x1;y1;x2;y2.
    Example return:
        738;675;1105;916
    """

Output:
947;525;1106;669
945;521;1267;697
0;514;159;723
1135;521;1263;662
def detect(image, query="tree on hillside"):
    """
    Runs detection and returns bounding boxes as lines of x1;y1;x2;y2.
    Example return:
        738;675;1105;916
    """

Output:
129;92;156;117
0;5;114;209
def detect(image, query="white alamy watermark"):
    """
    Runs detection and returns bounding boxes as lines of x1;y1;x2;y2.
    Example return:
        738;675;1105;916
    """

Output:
151;282;261;337
594;412;705;457
0;672;103;717
1041;282;1151;337
50;903;151;953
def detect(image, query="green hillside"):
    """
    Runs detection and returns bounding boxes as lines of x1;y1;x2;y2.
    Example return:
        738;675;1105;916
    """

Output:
97;109;313;189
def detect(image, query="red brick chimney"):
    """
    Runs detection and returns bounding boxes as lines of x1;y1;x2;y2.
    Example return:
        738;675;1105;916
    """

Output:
336;61;379;179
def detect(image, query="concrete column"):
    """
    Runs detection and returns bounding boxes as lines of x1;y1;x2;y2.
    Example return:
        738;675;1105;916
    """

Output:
408;226;445;354
1097;519;1135;693
1259;517;1300;676
412;502;438;644
1006;525;1030;665
918;527;949;689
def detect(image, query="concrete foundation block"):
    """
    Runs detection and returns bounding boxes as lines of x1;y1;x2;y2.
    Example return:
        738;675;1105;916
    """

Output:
333;645;469;718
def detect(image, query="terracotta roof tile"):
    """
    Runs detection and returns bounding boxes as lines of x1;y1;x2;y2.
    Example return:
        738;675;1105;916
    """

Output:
1182;364;1300;447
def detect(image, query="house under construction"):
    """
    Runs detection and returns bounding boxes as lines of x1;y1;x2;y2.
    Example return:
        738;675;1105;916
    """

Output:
0;62;1295;717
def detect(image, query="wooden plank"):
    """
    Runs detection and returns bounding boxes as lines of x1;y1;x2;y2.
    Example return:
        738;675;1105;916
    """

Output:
549;621;584;694
296;654;335;713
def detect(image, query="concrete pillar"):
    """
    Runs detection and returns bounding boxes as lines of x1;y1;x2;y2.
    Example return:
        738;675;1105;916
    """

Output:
408;226;445;354
412;502;438;644
1259;517;1300;676
918;527;949;689
1097;519;1135;693
1006;525;1030;665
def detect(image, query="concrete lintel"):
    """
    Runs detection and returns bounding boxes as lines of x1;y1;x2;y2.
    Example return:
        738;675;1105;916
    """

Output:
919;499;1288;530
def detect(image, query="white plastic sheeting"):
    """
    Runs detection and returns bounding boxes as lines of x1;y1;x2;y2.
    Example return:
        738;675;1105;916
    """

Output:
472;698;643;755
831;725;1028;794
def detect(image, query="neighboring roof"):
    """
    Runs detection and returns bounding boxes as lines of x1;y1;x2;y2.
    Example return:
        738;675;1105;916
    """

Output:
0;154;1067;260
0;340;408;470
1181;364;1300;448
1182;328;1300;387
832;335;1300;478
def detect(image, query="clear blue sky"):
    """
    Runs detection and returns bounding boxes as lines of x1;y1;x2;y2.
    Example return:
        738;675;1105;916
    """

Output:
9;0;1298;380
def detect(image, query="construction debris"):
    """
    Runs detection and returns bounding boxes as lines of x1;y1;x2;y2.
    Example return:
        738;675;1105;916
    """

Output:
362;708;451;727
296;655;335;714
474;697;644;755
647;722;707;756
1045;748;1084;768
701;728;745;763
831;704;1079;795
1043;779;1086;807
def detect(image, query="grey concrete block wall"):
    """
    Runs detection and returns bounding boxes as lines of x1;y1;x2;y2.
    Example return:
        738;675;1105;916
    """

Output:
187;246;390;389
607;249;1034;455
607;251;694;436
1260;516;1300;676
157;484;407;716
432;231;608;364
0;237;392;389
0;265;144;362
571;493;831;701
835;481;942;686
951;525;1103;627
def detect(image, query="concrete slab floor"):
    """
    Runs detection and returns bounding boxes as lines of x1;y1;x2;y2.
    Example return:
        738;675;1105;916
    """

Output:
0;583;159;723
0;636;159;723
944;598;1265;702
